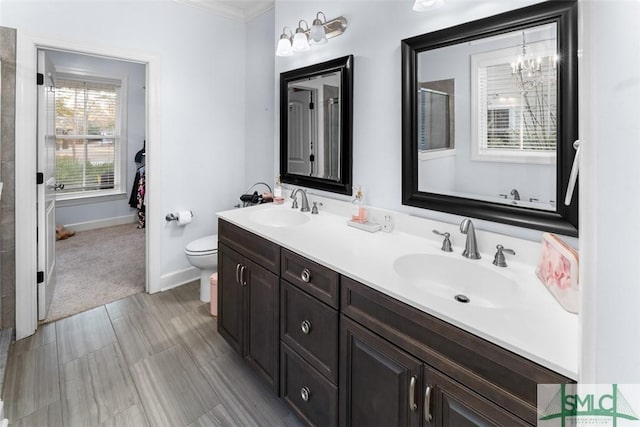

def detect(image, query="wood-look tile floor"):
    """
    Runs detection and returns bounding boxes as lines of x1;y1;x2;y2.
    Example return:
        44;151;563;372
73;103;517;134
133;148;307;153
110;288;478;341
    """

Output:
2;282;303;427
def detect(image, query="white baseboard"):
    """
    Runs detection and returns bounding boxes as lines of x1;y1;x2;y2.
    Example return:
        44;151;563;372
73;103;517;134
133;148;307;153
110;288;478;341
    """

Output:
64;214;137;232
159;266;200;292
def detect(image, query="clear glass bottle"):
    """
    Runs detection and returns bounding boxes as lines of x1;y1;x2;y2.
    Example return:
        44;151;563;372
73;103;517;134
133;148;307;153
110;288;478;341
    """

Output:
351;185;367;224
274;176;282;198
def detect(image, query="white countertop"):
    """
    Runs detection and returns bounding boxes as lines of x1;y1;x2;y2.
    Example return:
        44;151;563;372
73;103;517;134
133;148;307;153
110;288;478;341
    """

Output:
217;200;578;379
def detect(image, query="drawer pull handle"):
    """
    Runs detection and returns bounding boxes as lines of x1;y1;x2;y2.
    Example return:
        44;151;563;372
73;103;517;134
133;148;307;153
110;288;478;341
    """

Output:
235;264;241;285
301;320;312;334
240;265;247;286
301;268;311;283
301;386;311;402
409;375;418;411
424;385;433;423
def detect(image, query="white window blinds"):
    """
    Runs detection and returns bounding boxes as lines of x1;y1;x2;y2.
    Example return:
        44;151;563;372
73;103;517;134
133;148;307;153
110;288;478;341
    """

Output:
477;54;557;154
55;77;121;193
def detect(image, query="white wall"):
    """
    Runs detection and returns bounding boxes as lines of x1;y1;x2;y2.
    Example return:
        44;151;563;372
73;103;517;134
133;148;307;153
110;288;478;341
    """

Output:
579;0;640;384
1;0;248;284
274;0;561;243
244;8;276;192
45;50;145;227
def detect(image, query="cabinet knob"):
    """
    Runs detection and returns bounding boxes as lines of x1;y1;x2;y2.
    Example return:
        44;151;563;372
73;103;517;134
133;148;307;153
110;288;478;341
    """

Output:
301;268;311;283
301;320;312;335
300;386;311;402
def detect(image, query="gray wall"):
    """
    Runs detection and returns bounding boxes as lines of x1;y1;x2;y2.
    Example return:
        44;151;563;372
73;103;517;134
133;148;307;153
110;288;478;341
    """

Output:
0;26;16;329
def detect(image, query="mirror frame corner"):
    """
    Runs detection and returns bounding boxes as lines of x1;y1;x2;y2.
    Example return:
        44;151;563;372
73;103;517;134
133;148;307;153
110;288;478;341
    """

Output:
401;0;578;237
280;55;354;196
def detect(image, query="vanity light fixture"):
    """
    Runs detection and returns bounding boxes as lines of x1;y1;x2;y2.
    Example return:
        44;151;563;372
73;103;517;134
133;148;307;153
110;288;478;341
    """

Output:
275;27;294;57
413;0;444;12
310;12;328;45
292;20;311;52
275;12;348;57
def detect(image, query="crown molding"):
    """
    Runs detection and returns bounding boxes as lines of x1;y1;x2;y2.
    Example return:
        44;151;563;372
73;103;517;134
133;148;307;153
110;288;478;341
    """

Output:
174;0;274;22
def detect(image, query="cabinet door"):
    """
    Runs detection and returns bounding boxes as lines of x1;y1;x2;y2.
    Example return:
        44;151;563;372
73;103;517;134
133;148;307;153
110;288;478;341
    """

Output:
218;244;244;354
340;316;422;427
244;256;280;393
424;366;530;427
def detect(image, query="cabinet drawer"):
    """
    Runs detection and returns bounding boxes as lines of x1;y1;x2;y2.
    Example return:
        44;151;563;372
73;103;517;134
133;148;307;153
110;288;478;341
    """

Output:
281;343;338;427
341;276;571;425
281;281;339;384
218;219;280;274
281;248;339;308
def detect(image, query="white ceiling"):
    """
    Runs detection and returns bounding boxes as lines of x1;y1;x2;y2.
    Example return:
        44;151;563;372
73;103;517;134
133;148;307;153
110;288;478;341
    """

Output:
174;0;275;22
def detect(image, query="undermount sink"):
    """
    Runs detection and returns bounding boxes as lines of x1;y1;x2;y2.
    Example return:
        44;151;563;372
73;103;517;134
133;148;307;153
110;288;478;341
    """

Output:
249;208;310;227
393;254;520;308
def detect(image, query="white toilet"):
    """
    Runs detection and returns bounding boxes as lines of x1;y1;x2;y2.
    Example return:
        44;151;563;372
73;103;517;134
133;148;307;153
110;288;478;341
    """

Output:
185;234;218;302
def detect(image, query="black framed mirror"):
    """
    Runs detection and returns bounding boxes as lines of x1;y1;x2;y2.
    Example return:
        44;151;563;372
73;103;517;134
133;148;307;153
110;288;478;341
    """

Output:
280;55;353;195
401;1;578;236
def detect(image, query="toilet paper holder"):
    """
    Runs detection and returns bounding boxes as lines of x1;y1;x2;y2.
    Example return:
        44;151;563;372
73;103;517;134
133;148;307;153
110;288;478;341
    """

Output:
165;210;193;222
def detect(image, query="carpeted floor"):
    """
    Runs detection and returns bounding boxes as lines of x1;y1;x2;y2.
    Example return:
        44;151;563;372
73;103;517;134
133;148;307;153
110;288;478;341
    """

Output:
44;223;146;323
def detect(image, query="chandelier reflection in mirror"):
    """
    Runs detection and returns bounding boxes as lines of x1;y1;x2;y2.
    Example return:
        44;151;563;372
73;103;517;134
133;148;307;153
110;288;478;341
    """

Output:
511;32;558;94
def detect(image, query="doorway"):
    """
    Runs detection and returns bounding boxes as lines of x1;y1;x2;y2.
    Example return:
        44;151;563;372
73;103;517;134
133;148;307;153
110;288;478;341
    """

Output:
37;48;148;322
15;33;161;340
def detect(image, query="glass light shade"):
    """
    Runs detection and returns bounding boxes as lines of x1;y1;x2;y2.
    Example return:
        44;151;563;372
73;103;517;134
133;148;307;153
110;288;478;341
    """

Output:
276;37;293;57
413;0;444;11
292;32;310;52
309;22;327;45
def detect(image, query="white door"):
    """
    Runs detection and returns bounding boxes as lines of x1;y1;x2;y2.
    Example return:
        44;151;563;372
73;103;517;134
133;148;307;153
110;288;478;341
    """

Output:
287;88;317;176
37;50;58;321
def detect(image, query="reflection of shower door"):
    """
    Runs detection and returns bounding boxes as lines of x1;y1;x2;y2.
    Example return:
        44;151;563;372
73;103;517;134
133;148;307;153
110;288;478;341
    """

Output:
288;89;316;176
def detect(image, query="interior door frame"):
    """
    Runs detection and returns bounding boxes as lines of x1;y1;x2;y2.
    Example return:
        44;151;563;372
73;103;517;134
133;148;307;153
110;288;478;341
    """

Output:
15;31;162;340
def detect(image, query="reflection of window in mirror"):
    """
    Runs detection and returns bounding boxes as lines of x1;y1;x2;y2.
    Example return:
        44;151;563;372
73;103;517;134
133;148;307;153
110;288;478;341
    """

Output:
418;79;455;160
471;24;557;165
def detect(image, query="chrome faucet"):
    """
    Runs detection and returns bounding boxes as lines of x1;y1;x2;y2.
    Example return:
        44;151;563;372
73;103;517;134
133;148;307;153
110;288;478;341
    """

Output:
510;189;520;200
290;188;310;212
460;219;481;259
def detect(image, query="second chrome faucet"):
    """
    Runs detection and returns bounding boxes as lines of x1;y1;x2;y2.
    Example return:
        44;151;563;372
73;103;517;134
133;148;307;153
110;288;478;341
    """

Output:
460;218;481;260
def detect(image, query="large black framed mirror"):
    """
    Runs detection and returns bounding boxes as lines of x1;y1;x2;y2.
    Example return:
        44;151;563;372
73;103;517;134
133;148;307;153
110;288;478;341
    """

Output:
280;55;353;195
401;1;578;236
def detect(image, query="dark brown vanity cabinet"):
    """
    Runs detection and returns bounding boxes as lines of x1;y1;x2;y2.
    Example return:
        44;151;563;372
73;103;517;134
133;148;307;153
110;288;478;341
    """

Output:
340;316;422;427
280;249;340;427
340;315;530;427
217;220;572;427
218;221;280;393
341;276;572;426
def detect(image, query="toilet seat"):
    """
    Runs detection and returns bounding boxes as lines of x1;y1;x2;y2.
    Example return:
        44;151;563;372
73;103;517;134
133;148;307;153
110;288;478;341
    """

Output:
185;234;218;256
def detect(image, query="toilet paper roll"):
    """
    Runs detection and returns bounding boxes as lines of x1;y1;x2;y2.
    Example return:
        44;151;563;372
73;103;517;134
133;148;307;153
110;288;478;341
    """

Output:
177;210;192;226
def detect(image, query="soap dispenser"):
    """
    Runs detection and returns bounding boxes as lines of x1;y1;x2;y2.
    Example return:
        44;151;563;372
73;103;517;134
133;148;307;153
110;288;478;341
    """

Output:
351;185;368;224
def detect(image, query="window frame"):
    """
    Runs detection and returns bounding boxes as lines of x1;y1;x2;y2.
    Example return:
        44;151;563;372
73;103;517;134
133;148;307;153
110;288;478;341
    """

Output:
54;70;128;202
470;39;557;166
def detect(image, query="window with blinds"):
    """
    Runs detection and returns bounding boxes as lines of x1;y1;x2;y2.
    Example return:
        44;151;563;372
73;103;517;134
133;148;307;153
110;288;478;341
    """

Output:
472;39;557;164
55;77;122;195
